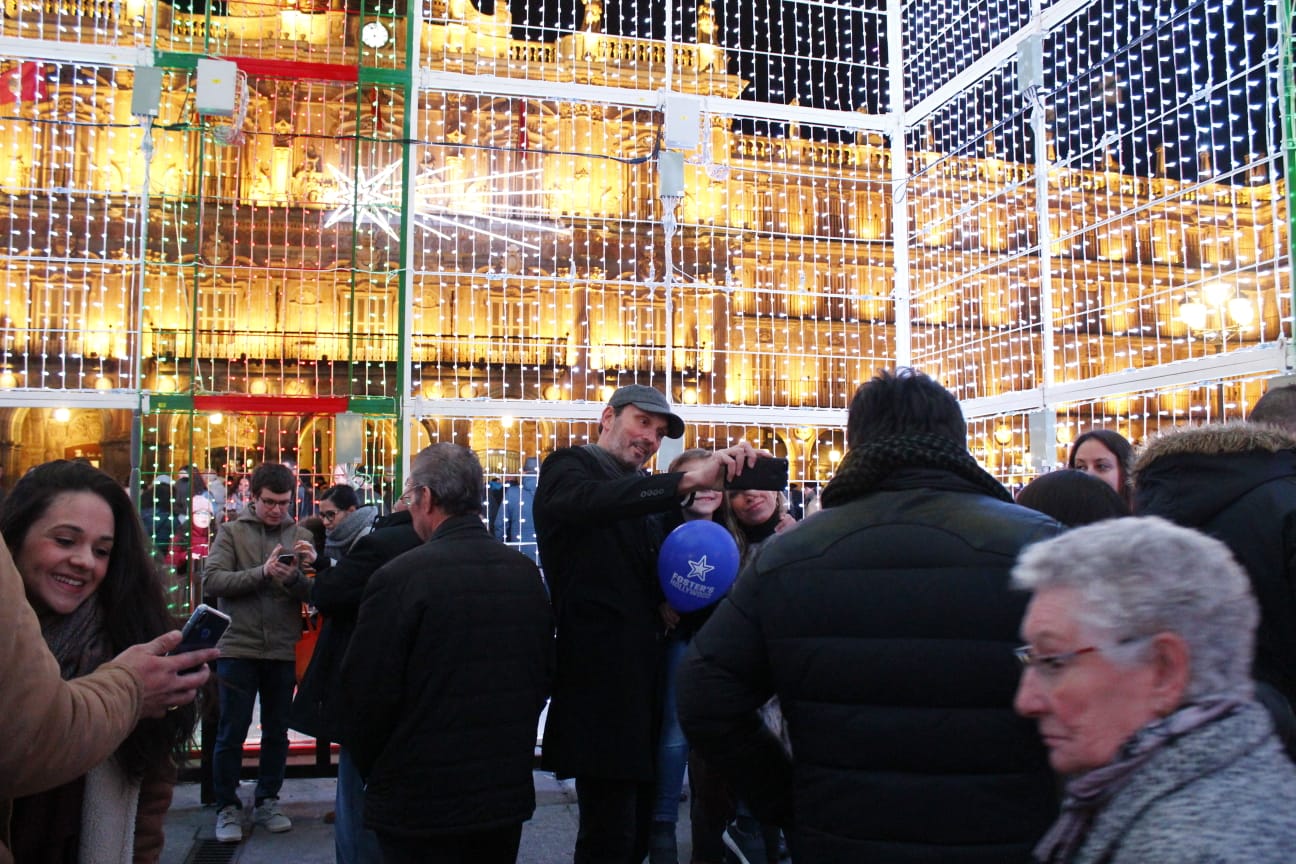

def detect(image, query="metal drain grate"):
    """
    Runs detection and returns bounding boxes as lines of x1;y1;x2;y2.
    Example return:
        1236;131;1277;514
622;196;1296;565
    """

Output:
182;838;239;864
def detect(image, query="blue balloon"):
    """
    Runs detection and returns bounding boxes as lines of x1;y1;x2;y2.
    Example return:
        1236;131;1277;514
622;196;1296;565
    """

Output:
658;520;741;613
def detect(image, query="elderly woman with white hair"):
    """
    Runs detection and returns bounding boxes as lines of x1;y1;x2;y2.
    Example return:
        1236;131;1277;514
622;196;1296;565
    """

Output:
1013;516;1296;864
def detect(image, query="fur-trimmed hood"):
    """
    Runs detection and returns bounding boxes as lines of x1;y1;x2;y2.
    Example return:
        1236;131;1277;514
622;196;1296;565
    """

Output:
1134;423;1296;475
1133;423;1296;526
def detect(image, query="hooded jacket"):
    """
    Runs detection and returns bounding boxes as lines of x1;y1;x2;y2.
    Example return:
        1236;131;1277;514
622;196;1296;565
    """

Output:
202;507;313;661
1134;423;1296;707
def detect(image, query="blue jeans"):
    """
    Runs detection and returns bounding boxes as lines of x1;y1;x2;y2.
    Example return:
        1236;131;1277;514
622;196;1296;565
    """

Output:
653;632;690;822
335;747;384;864
212;658;297;810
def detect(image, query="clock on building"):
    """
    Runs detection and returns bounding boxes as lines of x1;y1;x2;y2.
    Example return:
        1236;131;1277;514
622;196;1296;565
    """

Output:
361;21;390;49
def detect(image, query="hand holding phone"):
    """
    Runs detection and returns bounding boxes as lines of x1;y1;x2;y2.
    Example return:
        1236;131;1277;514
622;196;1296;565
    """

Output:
168;603;231;656
277;553;297;565
724;456;789;491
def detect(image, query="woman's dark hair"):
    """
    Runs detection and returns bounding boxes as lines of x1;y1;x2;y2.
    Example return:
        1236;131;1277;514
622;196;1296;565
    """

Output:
1015;469;1130;527
299;515;328;559
1067;429;1133;504
319;484;360;511
0;460;196;776
847;367;967;448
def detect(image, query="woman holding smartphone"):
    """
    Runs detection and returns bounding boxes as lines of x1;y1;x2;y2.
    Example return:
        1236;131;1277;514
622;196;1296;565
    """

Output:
1;460;199;863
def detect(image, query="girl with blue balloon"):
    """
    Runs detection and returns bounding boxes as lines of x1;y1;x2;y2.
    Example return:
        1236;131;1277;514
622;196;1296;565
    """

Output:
649;449;744;864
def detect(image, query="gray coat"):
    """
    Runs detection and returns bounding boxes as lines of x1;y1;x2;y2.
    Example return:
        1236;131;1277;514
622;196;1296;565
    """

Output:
1070;701;1296;864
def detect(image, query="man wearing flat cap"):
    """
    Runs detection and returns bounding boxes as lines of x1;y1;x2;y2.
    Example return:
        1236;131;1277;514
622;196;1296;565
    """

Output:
535;384;757;864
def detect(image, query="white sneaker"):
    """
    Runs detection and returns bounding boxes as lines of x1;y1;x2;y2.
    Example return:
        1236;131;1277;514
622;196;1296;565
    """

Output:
253;797;292;833
214;805;243;843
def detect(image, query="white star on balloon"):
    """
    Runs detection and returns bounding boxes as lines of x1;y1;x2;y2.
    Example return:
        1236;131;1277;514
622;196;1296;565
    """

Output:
687;555;715;582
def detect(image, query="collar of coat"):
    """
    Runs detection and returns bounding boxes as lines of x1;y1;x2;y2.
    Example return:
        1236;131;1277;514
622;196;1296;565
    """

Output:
1133;423;1296;481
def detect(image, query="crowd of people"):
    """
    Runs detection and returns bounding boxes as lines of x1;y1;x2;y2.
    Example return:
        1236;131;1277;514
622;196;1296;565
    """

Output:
4;370;1296;864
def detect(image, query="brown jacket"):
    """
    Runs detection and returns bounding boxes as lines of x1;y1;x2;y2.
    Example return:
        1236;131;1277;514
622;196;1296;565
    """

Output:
0;537;143;864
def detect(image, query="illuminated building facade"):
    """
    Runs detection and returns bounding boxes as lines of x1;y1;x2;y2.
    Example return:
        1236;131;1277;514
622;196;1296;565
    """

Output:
0;0;1289;589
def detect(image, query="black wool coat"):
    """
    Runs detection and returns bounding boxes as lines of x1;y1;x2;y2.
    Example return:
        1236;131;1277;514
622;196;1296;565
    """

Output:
678;469;1063;863
340;515;554;838
534;446;684;781
1134;424;1296;710
289;509;423;743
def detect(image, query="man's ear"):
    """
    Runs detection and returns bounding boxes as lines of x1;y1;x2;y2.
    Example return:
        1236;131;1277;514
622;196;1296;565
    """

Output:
598;405;615;433
1147;632;1191;716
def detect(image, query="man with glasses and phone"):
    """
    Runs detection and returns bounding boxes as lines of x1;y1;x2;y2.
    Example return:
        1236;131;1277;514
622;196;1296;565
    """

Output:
203;462;319;844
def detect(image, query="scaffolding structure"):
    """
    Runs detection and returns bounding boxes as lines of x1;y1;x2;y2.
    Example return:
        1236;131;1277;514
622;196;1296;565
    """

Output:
0;0;1288;599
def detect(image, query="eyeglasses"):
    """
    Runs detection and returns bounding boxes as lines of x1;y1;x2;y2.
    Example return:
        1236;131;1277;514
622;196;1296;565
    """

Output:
1014;644;1101;676
319;508;341;522
399;485;421;506
257;496;291;511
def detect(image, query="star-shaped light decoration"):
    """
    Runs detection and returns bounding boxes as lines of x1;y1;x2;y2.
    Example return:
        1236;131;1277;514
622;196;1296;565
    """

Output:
323;161;404;241
686;555;715;582
411;165;569;251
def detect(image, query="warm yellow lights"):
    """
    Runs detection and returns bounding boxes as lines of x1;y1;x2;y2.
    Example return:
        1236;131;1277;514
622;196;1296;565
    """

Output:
209;412;224;426
681;387;699;405
93;375;114;390
993;425;1014;446
501;415;514;428
1202;280;1233;308
542;384;565;400
793;426;814;441
597;385;615;402
1178;301;1208;331
248;378;270;395
0;369;16;389
52;408;71;423
459;382;477;398
828;449;842;464
1055;426;1073;446
1227;297;1255;328
154;376;177;393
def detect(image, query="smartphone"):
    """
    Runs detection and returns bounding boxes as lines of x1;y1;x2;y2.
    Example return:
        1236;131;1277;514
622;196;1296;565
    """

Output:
724;456;790;491
169;603;231;656
277;553;297;565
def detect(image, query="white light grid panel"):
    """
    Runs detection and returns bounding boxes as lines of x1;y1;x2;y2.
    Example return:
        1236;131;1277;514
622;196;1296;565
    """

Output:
902;0;1032;110
503;0;886;113
905;0;1290;415
142;73;404;400
906;62;1038;402
1055;373;1276;454
408;90;896;411
0;60;144;391
157;0;385;67
967;413;1033;489
1043;0;1289;387
0;0;147;47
